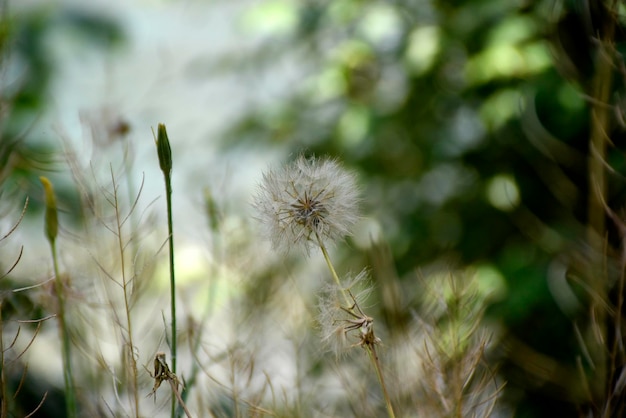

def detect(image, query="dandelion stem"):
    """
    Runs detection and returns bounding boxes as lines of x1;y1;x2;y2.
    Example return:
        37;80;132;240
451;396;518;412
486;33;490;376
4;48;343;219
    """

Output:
316;233;351;307
315;232;395;418
366;345;396;418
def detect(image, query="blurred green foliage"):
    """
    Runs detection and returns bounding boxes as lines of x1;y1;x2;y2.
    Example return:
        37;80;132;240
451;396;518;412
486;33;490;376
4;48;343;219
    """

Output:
0;3;123;207
223;0;626;416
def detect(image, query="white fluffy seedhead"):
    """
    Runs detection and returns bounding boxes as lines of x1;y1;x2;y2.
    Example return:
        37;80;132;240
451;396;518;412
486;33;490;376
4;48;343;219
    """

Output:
254;155;360;255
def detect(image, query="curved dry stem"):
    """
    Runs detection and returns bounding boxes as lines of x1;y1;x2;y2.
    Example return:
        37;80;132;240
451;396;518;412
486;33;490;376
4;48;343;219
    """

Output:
169;380;192;418
13;318;52;363
0;197;28;242
0;246;23;280
24;392;48;418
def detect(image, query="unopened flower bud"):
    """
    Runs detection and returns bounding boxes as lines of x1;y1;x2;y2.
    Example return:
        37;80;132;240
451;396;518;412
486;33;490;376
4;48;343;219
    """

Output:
156;123;172;175
40;176;58;244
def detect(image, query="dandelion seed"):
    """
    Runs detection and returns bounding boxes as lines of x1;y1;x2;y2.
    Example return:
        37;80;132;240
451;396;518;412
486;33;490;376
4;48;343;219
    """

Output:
254;155;360;254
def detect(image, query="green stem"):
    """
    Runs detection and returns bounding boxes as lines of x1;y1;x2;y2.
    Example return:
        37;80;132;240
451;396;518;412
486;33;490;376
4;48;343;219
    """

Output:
50;242;76;418
165;175;176;373
164;174;177;418
154;123;177;417
316;234;351;307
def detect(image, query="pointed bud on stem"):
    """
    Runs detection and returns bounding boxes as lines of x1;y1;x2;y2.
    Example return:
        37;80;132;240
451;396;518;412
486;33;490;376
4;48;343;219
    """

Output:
155;123;172;176
40;176;58;245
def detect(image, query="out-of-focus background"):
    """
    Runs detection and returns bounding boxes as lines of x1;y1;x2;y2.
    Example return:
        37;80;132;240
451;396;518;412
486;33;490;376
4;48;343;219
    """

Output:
2;0;625;417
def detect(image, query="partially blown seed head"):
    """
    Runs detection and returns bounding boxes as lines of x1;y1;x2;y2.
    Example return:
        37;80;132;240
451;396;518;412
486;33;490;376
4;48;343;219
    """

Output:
318;269;377;355
254;155;360;254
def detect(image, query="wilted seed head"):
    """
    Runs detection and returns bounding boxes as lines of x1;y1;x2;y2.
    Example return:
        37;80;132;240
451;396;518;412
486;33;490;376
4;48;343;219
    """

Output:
318;269;378;355
254;155;360;254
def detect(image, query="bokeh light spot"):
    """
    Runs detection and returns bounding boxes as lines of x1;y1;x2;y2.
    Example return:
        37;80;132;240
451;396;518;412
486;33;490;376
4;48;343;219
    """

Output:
486;174;520;211
241;1;298;36
405;26;441;76
338;105;370;146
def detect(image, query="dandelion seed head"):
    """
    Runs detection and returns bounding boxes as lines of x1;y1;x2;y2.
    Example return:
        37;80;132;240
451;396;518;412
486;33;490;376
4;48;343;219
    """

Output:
254;155;360;254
